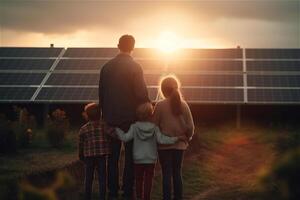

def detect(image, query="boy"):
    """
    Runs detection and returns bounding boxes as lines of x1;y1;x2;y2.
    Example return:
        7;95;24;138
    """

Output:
115;102;186;200
78;103;111;200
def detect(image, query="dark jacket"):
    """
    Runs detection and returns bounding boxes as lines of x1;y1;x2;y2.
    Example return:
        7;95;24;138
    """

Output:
99;53;149;126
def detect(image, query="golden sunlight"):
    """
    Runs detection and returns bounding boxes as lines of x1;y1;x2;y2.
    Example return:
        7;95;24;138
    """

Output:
156;31;180;53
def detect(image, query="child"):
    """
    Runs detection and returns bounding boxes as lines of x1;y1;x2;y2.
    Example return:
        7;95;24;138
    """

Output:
115;102;186;200
78;103;111;200
154;75;195;200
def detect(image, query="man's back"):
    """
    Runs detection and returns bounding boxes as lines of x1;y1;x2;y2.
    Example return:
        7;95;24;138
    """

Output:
99;53;149;126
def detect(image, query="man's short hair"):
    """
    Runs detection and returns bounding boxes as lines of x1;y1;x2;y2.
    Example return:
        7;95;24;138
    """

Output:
84;103;100;121
136;102;153;121
118;34;135;52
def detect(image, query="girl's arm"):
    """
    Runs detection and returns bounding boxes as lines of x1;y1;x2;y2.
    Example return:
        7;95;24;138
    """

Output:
115;125;134;142
182;101;195;140
155;126;178;144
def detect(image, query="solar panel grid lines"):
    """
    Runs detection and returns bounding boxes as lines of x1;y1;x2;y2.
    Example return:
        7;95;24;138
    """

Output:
248;88;300;103
0;58;56;70
174;74;244;87
167;60;243;72
0;47;64;58
246;49;300;59
180;88;244;103
0;87;38;101
55;59;109;70
247;75;300;87
247;60;300;72
0;73;46;85
35;87;158;102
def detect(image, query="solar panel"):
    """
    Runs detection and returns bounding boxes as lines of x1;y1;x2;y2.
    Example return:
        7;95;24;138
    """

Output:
248;75;300;87
248;89;300;103
173;48;243;59
55;59;108;70
36;87;98;101
137;59;165;71
0;59;55;70
0;87;37;101
246;49;300;59
0;47;63;57
46;73;99;86
176;74;243;87
180;88;244;102
36;87;157;101
168;60;243;72
0;73;46;85
45;73;161;86
0;47;298;104
247;61;300;72
63;48;118;58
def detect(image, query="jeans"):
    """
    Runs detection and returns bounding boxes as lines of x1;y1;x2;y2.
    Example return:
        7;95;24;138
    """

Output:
84;156;108;200
158;149;185;200
134;164;155;200
108;122;134;198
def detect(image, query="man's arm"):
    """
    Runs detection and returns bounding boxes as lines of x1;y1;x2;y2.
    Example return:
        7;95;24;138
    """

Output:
133;64;150;103
78;130;84;161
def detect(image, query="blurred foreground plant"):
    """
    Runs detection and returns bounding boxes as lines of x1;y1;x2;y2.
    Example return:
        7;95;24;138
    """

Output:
19;171;75;200
0;113;17;153
46;109;69;148
259;148;300;200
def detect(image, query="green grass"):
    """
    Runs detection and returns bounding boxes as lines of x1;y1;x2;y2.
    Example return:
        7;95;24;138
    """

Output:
0;129;78;199
1;123;299;200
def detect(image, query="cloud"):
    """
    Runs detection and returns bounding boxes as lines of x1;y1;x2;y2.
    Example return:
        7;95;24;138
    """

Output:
0;0;298;34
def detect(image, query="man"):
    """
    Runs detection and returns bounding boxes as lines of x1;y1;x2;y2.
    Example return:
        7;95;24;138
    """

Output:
99;35;150;199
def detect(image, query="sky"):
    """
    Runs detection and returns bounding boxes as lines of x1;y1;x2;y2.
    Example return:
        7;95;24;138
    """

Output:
0;0;299;49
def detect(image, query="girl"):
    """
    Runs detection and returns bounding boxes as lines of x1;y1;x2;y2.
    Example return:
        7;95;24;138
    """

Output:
115;102;186;200
154;75;195;200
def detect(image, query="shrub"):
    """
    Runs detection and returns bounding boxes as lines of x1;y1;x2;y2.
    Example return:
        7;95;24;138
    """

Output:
0;113;17;154
12;107;36;148
260;148;300;200
46;109;69;148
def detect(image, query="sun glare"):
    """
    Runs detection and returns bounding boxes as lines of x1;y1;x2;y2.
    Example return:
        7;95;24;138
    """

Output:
156;31;180;53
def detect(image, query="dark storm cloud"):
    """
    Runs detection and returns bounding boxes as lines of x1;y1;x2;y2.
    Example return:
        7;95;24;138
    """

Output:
0;0;299;34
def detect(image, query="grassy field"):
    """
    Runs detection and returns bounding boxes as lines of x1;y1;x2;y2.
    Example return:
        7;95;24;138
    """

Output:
0;122;299;199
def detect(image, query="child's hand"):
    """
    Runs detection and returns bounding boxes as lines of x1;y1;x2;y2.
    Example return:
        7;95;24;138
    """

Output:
178;135;188;143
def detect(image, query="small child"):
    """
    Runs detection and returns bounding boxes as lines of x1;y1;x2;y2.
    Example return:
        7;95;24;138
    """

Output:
78;103;111;200
115;102;186;200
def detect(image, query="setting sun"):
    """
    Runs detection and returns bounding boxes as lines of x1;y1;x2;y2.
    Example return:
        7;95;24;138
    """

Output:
156;31;180;53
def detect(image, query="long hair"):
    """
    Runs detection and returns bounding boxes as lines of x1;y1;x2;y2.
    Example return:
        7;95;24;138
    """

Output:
160;76;183;116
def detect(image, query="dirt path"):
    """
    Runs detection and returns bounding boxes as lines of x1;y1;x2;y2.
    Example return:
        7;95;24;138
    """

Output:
192;130;275;200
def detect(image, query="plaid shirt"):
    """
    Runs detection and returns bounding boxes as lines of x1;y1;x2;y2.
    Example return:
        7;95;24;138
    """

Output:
78;120;113;159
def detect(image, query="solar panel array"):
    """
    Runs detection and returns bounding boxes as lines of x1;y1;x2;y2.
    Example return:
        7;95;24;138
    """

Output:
0;47;299;104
